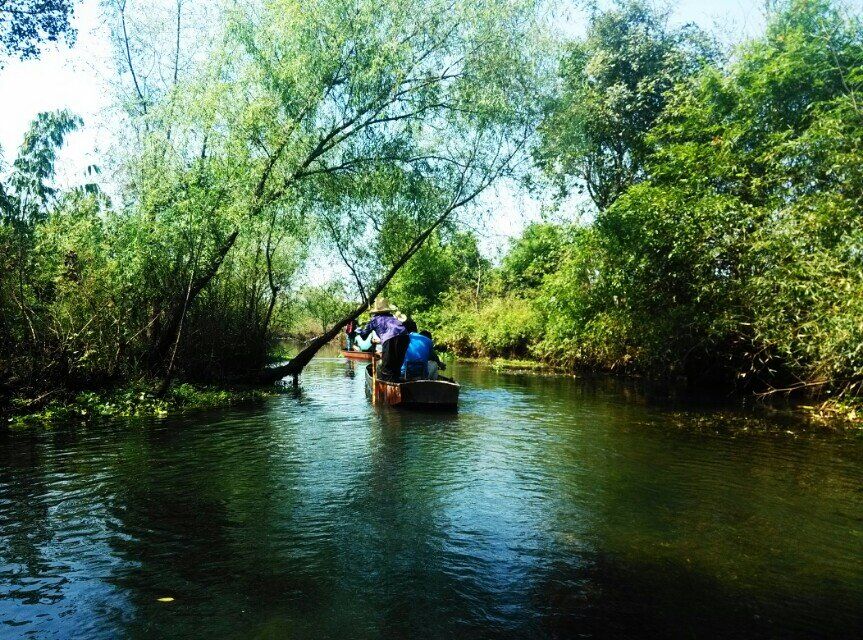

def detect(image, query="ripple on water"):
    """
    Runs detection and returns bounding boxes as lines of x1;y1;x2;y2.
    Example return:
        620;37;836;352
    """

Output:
0;358;861;639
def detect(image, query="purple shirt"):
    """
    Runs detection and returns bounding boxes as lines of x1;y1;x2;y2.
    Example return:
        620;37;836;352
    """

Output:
359;314;405;344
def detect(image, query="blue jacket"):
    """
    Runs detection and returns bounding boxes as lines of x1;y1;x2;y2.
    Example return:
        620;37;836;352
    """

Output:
401;332;433;377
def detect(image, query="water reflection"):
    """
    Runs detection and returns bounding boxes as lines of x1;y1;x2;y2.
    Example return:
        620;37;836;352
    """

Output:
0;356;861;639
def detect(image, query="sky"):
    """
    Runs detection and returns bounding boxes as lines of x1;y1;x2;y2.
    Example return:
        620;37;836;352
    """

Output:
0;0;837;258
0;0;113;186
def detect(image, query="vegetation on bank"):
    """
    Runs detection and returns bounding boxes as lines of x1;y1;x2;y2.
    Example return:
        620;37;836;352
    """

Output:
386;0;863;417
2;0;862;426
450;355;862;426
1;0;548;407
5;384;274;428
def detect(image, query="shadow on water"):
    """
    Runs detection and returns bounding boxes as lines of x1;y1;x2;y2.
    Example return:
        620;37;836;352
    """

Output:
0;354;861;639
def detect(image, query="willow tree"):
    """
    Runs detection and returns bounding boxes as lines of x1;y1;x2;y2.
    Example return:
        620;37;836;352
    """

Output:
129;0;550;382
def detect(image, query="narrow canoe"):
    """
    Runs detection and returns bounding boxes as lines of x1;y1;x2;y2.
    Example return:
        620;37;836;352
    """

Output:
364;364;460;410
341;350;375;361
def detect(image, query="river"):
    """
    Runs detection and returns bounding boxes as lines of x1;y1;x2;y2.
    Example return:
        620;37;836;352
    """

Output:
1;352;861;639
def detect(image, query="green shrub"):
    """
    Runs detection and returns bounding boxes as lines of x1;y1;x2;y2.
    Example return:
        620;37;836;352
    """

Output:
430;291;542;358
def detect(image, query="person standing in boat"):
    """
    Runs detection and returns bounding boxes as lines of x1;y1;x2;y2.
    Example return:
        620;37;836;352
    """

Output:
357;298;409;381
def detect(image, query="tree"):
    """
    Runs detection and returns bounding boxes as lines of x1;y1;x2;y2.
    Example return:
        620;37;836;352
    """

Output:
577;0;863;388
111;0;549;382
300;283;352;334
2;110;81;225
0;111;108;393
0;0;76;64
384;240;457;315
537;0;716;210
104;0;219;119
501;222;569;290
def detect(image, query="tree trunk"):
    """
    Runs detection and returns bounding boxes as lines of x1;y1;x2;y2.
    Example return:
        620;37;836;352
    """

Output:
257;307;363;383
257;225;434;384
149;229;239;371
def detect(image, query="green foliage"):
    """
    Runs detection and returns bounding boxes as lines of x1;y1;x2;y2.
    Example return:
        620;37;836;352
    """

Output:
3;0;548;405
298;283;353;333
500;222;570;290
531;226;634;370
428;0;863;404
430;290;542;358
385;241;456;314
615;0;863;391
2;110;81;224
7;384;272;427
5;0;863;415
0;116;306;393
744;94;863;394
538;0;716;209
385;231;487;314
0;0;76;64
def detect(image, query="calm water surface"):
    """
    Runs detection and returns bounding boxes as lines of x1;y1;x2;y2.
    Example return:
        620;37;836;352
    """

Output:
1;354;862;639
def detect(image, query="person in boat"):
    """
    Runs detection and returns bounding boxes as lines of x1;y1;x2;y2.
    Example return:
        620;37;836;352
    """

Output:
401;329;433;380
420;330;446;380
353;329;378;352
403;316;418;334
357;298;408;381
344;319;357;351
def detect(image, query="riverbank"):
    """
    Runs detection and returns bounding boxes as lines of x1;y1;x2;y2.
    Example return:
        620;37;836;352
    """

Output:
4;384;276;428
5;351;860;431
453;356;556;375
452;355;863;430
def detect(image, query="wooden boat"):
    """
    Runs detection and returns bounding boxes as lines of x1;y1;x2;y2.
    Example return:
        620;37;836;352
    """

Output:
340;349;375;361
364;364;459;410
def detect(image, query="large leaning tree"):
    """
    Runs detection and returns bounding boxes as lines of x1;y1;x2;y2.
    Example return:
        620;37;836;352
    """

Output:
118;0;551;384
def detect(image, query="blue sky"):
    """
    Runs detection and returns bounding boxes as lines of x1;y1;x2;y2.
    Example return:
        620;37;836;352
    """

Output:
0;0;854;258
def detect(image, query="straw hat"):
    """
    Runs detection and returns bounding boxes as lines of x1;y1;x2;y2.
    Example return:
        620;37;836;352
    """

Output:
369;297;398;315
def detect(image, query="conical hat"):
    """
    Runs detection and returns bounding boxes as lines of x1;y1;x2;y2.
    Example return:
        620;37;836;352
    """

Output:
369;297;398;314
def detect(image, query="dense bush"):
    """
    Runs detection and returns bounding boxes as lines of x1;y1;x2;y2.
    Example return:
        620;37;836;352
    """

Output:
420;0;863;403
0;113;305;399
429;291;542;358
0;186;303;395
